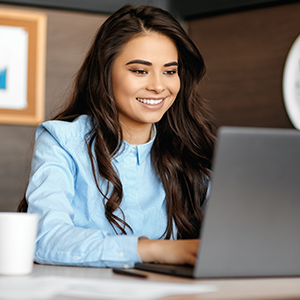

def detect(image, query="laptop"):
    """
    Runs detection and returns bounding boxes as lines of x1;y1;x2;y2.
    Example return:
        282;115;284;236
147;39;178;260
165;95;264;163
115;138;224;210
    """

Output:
135;126;300;278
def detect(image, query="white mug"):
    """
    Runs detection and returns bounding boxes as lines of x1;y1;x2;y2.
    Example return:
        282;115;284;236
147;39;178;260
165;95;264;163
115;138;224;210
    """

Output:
0;212;38;275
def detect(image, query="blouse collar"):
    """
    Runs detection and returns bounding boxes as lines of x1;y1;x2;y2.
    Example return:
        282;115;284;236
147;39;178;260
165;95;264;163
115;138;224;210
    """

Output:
114;126;157;165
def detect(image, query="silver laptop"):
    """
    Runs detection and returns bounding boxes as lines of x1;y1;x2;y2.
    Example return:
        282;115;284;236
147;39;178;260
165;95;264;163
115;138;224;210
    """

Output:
135;126;300;278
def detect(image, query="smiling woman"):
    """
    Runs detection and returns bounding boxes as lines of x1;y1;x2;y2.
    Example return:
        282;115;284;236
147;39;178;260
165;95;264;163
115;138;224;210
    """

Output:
18;5;215;268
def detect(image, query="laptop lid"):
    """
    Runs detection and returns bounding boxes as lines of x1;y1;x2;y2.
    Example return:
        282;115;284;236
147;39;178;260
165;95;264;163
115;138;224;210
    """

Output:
195;126;300;278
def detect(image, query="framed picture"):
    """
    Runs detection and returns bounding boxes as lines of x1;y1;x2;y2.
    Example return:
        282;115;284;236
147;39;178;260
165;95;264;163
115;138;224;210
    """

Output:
0;8;46;125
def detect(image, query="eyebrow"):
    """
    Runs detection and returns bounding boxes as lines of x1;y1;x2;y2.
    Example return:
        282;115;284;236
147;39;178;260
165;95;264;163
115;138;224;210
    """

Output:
126;59;179;67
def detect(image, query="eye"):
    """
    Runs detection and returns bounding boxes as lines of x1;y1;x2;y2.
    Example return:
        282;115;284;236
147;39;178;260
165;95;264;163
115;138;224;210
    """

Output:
129;69;148;75
163;70;177;75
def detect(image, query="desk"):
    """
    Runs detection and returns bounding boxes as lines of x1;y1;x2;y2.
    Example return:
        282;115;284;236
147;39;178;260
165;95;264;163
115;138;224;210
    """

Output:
29;264;300;300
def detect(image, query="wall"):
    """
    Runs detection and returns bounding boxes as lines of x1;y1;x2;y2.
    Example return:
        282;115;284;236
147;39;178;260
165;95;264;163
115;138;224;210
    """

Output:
188;2;299;129
1;2;299;211
0;4;107;211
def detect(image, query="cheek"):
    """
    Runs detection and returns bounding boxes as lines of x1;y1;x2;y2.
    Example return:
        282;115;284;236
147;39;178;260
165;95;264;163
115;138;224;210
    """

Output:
171;77;181;96
168;78;181;108
113;74;140;100
112;77;128;101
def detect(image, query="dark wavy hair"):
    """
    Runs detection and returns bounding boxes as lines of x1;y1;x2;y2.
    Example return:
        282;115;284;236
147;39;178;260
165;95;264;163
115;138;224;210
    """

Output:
18;5;215;239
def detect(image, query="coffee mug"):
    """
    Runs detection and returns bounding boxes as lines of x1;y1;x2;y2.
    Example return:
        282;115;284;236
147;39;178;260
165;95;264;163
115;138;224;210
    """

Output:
0;212;38;275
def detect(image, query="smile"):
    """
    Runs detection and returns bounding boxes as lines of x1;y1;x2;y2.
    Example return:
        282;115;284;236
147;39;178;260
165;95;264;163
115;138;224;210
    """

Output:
136;98;164;105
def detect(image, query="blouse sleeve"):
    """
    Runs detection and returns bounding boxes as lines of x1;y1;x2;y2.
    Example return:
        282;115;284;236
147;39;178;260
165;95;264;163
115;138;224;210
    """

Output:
26;125;143;268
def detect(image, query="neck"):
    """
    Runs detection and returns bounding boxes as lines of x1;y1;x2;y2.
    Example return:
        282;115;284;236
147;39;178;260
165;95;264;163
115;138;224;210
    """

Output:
121;123;153;145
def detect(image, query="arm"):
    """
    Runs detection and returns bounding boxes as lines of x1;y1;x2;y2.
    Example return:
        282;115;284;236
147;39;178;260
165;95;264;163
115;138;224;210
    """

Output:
137;239;199;266
27;125;142;268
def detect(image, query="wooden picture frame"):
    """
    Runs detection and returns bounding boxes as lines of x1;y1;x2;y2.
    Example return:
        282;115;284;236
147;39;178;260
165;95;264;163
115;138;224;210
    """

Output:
0;8;46;125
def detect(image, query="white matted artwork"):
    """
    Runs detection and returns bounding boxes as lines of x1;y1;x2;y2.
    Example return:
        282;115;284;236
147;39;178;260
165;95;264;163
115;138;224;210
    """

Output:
0;8;47;126
0;25;28;110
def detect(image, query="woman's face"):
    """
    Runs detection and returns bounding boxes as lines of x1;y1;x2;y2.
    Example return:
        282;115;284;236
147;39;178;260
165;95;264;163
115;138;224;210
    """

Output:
111;33;180;135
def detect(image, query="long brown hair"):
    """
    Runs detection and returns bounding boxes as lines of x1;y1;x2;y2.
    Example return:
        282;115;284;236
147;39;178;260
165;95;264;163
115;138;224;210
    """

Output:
18;5;215;239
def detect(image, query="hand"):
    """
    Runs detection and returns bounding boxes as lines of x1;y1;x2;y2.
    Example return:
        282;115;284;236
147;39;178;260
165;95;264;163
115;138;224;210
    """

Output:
137;239;199;266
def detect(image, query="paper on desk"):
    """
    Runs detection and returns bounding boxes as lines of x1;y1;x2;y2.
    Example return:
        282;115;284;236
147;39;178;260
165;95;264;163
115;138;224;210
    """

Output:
0;276;217;300
61;277;217;299
0;276;66;299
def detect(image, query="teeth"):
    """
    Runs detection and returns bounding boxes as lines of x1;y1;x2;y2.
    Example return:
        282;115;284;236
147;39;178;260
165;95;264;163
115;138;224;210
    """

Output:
137;98;164;105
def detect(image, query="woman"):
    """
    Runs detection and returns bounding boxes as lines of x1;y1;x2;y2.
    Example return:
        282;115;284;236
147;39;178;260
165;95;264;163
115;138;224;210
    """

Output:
18;4;215;268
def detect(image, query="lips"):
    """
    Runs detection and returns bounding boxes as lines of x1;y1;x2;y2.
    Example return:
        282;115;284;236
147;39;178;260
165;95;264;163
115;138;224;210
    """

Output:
136;98;165;105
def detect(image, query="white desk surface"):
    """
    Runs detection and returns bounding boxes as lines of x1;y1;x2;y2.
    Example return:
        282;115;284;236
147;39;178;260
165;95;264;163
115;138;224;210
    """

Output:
28;263;300;300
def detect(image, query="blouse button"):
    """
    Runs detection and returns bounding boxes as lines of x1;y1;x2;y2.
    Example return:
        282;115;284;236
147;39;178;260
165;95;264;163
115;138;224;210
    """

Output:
119;251;125;258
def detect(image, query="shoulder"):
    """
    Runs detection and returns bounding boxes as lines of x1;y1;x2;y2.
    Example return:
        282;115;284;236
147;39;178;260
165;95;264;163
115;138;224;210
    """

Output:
35;115;92;144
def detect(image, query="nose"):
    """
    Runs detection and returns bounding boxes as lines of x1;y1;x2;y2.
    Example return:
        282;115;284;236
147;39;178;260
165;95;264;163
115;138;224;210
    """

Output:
146;73;165;94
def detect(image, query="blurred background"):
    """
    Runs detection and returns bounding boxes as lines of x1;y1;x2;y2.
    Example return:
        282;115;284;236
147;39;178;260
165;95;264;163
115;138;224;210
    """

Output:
0;0;299;211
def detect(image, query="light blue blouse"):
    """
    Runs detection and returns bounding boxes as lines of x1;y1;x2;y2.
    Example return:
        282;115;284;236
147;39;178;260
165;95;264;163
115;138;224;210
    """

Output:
27;115;171;268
